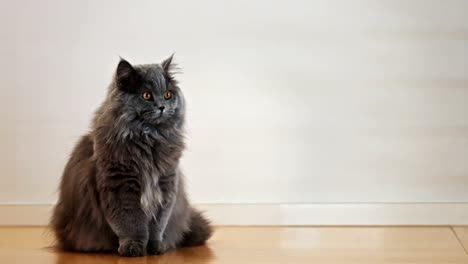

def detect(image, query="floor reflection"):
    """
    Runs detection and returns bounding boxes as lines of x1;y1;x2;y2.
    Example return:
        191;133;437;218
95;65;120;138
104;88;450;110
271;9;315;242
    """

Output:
53;246;215;264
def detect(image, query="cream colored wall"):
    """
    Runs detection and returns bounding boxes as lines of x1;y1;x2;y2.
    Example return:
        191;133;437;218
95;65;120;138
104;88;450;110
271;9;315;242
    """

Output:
0;0;467;207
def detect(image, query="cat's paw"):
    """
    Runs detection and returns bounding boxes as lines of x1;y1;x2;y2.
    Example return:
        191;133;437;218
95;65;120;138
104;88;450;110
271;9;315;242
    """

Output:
118;240;146;257
147;240;168;255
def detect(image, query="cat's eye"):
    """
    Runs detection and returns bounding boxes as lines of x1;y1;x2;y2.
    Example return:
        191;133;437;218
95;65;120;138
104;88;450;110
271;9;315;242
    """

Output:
142;92;152;100
164;91;173;100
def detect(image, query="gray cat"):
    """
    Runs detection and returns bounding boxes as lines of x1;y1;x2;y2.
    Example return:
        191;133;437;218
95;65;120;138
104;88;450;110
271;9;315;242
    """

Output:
50;55;212;257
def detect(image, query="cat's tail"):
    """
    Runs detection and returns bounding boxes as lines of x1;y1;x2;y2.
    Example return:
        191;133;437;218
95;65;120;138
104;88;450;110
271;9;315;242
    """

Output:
179;209;213;247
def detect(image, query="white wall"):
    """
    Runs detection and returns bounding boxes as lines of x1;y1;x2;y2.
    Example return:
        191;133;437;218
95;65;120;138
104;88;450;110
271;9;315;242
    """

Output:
1;0;468;211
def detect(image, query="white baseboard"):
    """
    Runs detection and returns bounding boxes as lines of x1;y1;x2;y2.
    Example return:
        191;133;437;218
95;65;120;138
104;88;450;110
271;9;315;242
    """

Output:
1;203;468;226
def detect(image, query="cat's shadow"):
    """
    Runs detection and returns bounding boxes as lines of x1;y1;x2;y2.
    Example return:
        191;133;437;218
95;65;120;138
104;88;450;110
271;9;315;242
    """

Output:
51;246;215;264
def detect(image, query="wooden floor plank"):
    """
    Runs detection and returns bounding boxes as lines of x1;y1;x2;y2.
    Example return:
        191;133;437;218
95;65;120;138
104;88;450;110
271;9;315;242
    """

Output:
0;226;467;264
452;227;468;255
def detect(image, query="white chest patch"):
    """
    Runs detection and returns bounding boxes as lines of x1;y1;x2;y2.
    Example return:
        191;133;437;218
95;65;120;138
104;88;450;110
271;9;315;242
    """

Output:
140;171;162;218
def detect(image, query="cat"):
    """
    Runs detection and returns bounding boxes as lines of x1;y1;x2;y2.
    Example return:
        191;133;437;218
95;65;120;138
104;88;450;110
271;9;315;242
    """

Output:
50;55;212;257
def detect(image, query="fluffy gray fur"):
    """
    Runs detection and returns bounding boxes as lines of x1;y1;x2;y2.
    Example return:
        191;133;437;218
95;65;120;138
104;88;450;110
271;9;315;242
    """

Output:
51;55;213;257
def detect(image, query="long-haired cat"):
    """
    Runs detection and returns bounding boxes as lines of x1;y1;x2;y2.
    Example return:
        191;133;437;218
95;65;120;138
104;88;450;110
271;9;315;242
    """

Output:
51;55;212;257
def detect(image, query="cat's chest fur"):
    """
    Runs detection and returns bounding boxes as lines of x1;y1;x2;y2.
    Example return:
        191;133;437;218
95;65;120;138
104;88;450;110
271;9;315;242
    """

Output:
139;138;182;218
140;170;163;218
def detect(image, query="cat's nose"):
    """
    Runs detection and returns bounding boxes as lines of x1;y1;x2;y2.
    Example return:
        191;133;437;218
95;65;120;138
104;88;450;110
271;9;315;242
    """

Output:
158;106;165;112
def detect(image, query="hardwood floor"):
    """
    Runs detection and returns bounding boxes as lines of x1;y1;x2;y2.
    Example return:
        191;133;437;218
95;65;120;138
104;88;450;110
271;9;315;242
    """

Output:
0;226;467;263
453;227;468;253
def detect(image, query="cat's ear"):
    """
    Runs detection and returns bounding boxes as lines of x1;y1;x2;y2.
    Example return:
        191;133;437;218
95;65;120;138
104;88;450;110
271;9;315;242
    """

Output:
116;58;140;91
161;53;177;84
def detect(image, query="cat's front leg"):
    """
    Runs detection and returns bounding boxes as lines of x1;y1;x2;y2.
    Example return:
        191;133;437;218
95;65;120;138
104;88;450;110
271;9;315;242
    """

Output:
100;174;149;257
147;173;178;255
147;196;177;255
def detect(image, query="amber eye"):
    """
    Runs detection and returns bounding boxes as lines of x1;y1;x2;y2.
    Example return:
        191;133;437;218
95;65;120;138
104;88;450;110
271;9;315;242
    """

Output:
142;92;152;100
164;91;173;100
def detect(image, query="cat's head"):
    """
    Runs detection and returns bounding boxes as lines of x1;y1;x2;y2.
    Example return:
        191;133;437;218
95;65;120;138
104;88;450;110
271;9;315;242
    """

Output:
108;55;185;129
